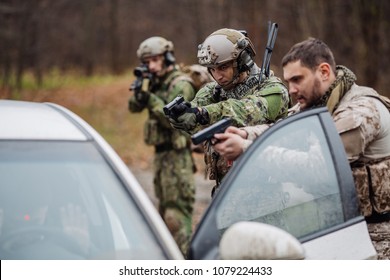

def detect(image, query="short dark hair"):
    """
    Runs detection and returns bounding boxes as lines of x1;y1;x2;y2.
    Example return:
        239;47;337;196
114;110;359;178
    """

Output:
282;38;336;73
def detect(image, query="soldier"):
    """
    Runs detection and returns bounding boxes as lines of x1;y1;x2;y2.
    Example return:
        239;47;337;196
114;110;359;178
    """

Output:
168;28;290;197
213;38;390;259
128;36;196;256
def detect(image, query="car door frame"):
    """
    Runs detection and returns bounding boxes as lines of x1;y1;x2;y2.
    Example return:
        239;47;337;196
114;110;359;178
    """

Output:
189;107;366;260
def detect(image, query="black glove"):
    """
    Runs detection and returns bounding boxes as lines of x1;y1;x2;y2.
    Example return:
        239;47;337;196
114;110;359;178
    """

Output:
170;107;209;132
135;90;150;105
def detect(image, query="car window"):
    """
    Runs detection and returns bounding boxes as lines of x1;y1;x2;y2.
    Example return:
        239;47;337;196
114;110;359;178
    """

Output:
0;141;167;259
215;115;344;239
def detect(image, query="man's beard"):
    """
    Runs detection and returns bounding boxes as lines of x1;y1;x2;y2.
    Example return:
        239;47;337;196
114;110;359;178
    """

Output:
306;78;323;109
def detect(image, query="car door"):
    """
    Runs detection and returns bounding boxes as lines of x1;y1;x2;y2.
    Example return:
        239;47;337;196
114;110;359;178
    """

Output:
189;107;376;260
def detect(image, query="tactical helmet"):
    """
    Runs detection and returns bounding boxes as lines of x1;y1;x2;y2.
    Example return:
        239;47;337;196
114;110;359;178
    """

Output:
197;28;256;72
137;36;174;61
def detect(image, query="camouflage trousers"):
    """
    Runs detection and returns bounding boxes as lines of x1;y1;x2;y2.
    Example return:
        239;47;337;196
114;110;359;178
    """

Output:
367;220;390;260
154;148;195;257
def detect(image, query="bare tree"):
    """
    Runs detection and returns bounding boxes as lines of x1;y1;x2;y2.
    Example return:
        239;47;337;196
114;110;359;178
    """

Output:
1;0;390;97
109;0;120;74
0;1;20;90
356;0;381;89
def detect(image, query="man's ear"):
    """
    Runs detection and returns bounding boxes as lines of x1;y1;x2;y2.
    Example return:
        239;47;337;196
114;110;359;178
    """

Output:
318;63;331;81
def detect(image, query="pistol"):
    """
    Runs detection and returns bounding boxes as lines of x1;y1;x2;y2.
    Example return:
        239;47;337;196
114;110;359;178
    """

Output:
191;118;232;145
163;96;190;120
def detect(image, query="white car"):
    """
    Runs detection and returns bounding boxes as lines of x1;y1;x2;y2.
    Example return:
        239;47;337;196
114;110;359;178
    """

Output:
0;100;182;260
0;100;377;260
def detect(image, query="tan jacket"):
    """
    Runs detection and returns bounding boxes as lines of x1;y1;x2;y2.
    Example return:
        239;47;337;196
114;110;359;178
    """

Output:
333;84;390;216
243;84;390;216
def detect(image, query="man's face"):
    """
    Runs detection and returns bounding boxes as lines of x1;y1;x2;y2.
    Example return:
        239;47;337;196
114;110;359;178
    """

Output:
143;55;165;77
209;61;235;89
283;60;325;110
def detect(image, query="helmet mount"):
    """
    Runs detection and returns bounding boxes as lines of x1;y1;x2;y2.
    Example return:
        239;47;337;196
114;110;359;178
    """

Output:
197;28;256;74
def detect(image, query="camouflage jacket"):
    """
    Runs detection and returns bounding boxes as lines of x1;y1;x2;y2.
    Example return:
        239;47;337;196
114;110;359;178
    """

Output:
129;68;196;150
190;68;290;184
240;124;270;152
333;84;390;216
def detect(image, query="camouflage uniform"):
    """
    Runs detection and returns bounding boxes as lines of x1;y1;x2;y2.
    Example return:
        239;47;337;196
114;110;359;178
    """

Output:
290;65;390;259
191;71;289;193
129;37;196;256
168;29;289;196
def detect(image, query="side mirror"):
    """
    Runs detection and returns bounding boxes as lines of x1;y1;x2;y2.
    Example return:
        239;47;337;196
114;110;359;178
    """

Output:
219;221;305;260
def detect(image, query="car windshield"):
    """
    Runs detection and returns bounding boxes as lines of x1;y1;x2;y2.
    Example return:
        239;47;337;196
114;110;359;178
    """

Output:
216;115;344;240
0;141;166;259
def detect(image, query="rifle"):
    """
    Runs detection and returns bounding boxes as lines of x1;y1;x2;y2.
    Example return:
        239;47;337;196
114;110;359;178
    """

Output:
129;64;150;94
259;21;278;84
191;118;232;145
163;96;191;120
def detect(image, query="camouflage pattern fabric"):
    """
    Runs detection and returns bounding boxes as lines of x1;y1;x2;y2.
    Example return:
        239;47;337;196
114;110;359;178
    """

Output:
240;124;271;152
128;67;196;256
289;66;390;258
243;124;270;141
367;221;390;260
332;84;390;217
351;158;390;217
191;74;290;132
189;68;289;191
154;148;195;256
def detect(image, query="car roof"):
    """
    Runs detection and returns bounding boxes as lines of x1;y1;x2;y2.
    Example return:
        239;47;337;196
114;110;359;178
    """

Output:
0;100;87;140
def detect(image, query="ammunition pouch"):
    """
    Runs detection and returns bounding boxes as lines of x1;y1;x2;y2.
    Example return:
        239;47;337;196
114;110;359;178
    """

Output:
204;142;230;184
172;130;189;150
144;119;170;146
352;157;390;217
365;211;390;224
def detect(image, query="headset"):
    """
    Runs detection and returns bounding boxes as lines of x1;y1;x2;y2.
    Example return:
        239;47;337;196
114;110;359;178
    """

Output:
236;31;256;73
164;51;176;66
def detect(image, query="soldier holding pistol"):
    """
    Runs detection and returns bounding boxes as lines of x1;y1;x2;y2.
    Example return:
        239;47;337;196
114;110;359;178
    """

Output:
168;28;290;197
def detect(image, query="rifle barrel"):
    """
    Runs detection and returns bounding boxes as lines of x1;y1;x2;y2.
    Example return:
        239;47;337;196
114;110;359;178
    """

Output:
260;21;278;82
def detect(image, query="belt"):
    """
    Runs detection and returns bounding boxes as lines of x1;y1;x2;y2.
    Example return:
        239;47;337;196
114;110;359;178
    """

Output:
155;143;174;153
365;211;390;224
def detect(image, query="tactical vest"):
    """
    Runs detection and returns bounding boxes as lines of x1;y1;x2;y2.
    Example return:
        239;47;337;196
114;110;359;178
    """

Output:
204;75;289;189
144;70;192;150
338;86;390;217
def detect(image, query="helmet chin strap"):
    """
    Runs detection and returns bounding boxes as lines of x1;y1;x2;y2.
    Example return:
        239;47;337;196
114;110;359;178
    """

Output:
155;62;173;78
219;66;242;90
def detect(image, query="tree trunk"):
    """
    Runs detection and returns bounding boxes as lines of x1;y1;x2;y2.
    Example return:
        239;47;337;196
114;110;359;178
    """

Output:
357;0;381;88
109;0;120;74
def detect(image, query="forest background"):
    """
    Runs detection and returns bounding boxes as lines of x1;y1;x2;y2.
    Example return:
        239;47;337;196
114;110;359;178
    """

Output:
1;0;390;170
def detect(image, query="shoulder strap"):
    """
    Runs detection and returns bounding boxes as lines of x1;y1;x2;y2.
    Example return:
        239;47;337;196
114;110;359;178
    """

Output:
168;74;194;92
